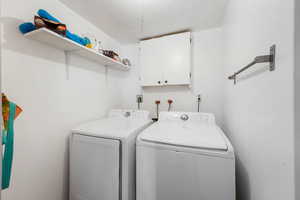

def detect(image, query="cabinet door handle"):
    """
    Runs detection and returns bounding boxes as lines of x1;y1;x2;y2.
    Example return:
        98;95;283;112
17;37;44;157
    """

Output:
164;80;168;83
158;81;161;84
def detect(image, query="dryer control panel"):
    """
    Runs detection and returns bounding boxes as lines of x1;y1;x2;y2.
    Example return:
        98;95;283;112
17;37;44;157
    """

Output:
159;112;215;125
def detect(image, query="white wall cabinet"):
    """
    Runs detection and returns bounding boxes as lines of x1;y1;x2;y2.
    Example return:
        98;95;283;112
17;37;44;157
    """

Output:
140;32;191;86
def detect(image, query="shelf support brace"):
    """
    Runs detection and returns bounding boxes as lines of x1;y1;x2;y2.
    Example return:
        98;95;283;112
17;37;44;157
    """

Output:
64;51;70;80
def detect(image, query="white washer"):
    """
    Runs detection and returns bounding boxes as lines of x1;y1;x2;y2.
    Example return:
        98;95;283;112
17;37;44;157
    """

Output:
137;112;235;200
70;109;152;200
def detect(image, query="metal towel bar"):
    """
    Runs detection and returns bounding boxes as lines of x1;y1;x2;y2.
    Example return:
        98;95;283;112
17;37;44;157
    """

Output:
228;45;276;84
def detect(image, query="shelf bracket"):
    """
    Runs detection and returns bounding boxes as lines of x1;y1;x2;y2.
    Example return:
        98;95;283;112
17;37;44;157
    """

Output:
64;51;70;80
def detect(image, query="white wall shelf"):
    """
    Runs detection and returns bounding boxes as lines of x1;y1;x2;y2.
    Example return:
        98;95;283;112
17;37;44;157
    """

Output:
24;28;130;71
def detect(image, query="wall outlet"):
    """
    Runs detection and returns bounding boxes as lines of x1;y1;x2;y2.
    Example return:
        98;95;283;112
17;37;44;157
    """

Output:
136;95;143;103
197;94;201;102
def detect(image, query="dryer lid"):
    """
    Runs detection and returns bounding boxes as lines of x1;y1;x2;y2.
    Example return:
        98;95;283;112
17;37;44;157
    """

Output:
140;122;228;151
72;118;151;139
72;110;151;140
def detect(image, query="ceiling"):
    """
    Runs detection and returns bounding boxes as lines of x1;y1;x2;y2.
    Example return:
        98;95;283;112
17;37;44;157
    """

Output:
60;0;228;43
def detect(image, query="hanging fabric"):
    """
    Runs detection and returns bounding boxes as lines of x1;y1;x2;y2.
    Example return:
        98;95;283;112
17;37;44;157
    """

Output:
2;93;22;190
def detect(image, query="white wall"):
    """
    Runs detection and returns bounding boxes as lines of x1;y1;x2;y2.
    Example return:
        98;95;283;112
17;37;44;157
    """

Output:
1;0;125;200
295;0;300;199
222;0;295;200
121;28;225;126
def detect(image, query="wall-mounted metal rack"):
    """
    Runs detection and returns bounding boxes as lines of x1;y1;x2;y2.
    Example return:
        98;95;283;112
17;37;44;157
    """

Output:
228;45;276;84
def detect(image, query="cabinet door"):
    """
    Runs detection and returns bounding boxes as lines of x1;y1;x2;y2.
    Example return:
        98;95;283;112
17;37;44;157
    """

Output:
140;39;164;86
161;32;191;85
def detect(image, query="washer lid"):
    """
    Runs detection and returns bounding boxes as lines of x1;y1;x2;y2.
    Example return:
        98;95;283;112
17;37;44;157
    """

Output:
140;122;228;151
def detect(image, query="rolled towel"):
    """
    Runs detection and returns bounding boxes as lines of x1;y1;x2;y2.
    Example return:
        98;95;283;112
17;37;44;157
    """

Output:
38;9;60;23
19;22;36;34
37;9;89;46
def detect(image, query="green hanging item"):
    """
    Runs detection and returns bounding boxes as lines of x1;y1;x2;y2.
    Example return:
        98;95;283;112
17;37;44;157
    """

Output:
2;102;16;189
1;93;22;190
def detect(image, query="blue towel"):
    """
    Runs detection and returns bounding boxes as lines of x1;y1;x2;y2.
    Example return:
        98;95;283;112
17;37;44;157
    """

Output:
38;9;90;46
38;9;60;23
19;22;36;34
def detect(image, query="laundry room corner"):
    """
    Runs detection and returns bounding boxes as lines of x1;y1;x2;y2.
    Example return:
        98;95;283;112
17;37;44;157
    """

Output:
119;28;225;127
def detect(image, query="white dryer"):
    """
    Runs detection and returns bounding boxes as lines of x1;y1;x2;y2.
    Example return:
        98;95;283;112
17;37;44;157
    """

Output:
136;112;235;200
70;109;152;200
